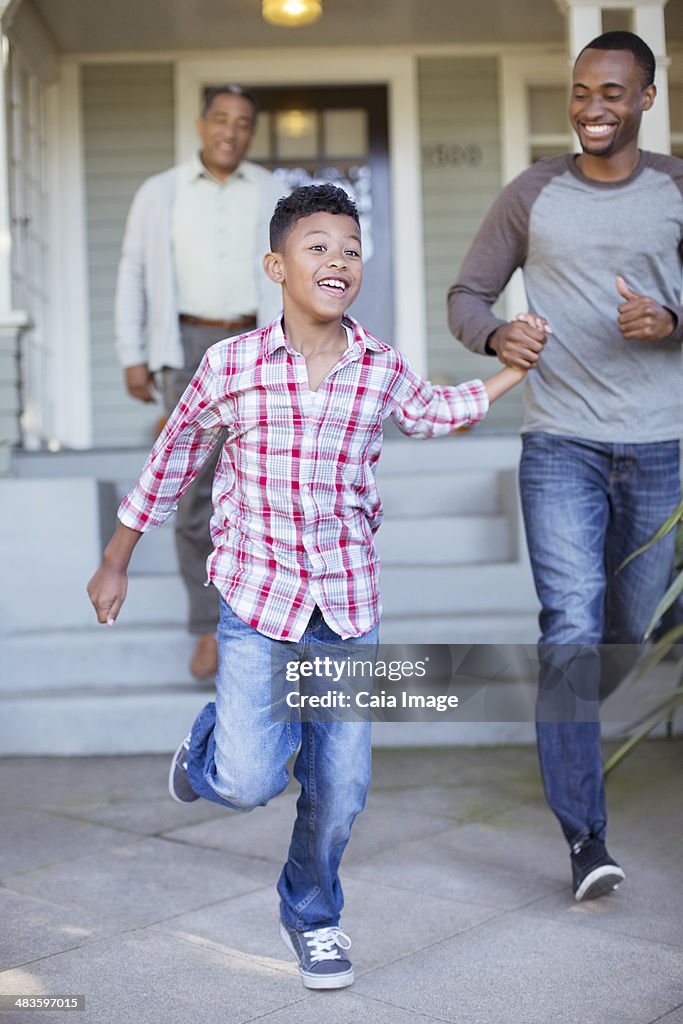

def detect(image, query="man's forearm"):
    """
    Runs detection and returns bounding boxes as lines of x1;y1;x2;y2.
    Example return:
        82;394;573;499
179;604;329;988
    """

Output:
447;284;507;357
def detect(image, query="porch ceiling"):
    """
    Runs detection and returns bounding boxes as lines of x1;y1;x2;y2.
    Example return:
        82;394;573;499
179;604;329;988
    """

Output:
32;0;574;53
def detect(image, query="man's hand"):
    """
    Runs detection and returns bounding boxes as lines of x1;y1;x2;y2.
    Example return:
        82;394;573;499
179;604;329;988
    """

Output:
87;562;128;626
125;363;158;403
616;276;676;342
488;313;552;370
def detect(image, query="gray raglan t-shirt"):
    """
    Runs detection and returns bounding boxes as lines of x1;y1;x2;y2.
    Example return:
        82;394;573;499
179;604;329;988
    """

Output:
448;151;683;443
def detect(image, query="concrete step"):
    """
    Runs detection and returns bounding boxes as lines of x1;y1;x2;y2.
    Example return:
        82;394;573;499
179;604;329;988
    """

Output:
126;513;513;575
1;642;676;756
0;626;197;690
115;469;506;533
12;434;523;480
0;612;541;693
117;559;538;626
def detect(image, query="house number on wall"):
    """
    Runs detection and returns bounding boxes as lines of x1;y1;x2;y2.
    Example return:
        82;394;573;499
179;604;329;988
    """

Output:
422;144;483;168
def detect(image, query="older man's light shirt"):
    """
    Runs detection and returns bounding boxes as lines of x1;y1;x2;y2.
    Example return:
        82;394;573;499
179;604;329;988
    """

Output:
172;154;264;319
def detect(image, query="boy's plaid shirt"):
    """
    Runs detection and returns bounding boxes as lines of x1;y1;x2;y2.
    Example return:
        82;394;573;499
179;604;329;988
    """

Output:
119;315;489;641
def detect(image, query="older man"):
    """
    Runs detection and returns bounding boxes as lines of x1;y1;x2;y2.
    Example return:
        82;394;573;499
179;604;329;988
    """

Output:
115;84;285;679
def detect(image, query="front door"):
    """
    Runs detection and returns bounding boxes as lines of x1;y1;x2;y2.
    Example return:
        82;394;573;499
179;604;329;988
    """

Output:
249;85;393;342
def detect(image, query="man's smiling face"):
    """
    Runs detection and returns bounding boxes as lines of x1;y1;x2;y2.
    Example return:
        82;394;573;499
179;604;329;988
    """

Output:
569;48;655;160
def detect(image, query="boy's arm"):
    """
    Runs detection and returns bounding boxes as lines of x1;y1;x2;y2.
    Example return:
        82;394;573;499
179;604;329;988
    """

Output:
483;364;527;403
388;351;526;439
88;350;229;626
87;523;142;625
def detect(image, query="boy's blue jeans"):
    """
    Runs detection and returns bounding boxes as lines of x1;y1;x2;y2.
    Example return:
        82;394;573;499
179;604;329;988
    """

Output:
520;433;680;847
184;598;378;931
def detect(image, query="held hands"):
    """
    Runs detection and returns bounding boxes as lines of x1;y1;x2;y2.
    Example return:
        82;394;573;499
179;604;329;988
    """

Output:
489;313;552;370
616;276;676;342
125;363;158;403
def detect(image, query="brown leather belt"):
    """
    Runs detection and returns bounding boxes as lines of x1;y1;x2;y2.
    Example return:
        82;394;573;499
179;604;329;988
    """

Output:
179;313;257;331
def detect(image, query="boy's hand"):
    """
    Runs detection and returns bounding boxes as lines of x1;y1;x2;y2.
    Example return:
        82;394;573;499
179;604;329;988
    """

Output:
87;562;128;626
616;276;676;342
488;313;552;369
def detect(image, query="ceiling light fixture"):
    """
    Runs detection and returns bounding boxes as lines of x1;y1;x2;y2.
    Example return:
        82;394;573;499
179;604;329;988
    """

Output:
262;0;322;27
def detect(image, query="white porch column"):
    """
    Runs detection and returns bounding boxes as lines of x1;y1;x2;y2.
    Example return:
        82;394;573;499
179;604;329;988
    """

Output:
633;2;671;153
0;5;28;472
559;3;603;60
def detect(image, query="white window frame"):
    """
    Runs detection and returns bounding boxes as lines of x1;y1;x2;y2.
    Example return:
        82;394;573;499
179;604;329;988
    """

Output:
175;50;427;373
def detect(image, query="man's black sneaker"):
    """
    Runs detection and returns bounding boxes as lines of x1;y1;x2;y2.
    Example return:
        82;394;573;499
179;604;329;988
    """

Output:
279;920;354;989
168;734;199;804
571;836;625;902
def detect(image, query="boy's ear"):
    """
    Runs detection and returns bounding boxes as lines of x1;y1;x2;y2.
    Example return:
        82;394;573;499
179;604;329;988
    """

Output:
263;252;284;284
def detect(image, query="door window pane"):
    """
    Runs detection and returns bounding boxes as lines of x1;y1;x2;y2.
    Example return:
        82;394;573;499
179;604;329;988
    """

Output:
275;109;318;159
323;109;368;158
528;86;567;135
249;111;272;161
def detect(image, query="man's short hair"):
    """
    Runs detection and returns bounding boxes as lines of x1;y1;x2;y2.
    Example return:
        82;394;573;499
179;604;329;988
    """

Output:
269;184;360;252
577;30;656;88
201;84;259;120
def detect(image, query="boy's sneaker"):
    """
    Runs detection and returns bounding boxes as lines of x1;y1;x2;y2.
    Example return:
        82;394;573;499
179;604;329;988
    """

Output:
279;920;354;989
571;836;625;902
168;734;199;804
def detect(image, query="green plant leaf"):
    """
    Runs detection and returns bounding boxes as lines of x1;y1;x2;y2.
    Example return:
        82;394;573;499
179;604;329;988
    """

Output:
618;498;683;571
604;687;683;775
643;569;683;639
627;622;683;682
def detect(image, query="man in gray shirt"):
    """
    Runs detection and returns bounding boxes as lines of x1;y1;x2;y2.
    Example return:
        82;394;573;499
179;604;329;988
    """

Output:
116;84;284;680
449;31;682;901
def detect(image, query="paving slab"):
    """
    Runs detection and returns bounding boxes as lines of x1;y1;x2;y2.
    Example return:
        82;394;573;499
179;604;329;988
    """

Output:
0;741;681;1024
520;832;683;949
253;992;451;1023
0;927;308;1024
0;755;175;812
150;873;500;976
347;817;566;910
0;888;120;970
354;912;683;1024
3;837;273;929
0;809;143;880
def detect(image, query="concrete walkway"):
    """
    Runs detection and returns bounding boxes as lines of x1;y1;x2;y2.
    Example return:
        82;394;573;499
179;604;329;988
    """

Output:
1;740;682;1024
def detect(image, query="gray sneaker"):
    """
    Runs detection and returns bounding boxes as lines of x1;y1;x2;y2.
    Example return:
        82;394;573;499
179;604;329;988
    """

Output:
279;920;354;989
168;734;199;804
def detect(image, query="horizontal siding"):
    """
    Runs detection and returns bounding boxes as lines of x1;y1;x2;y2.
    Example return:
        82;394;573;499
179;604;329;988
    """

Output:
418;56;521;432
82;63;175;448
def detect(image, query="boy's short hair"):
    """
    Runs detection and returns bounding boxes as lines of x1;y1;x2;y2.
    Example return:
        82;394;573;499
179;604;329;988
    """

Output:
269;184;360;252
577;30;656;88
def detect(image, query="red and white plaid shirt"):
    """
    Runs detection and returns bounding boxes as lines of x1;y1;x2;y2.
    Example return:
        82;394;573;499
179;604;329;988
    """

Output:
119;315;489;640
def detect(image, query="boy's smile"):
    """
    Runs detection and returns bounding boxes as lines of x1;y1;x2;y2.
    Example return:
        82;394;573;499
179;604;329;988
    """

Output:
266;211;363;324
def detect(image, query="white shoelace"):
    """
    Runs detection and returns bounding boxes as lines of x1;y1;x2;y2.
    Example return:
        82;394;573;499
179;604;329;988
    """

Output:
303;927;352;964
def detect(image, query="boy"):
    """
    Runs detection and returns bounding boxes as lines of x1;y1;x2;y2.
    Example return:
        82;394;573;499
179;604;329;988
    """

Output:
88;184;525;990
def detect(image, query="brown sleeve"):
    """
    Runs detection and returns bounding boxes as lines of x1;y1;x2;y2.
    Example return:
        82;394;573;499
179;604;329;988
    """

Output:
447;157;565;355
